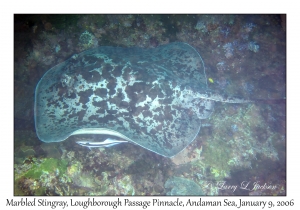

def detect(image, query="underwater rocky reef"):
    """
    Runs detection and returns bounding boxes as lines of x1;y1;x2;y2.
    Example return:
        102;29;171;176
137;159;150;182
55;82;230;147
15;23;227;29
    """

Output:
14;14;286;196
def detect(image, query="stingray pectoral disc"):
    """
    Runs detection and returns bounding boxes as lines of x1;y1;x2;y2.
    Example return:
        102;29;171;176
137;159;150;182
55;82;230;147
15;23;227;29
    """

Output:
34;42;208;157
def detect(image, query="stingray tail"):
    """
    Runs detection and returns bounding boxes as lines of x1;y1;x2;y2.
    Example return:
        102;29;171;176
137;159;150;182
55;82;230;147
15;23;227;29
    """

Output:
198;90;252;103
252;99;286;105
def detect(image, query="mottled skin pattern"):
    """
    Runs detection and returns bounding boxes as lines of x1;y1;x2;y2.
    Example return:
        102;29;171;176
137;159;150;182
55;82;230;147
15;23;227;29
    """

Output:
35;42;250;157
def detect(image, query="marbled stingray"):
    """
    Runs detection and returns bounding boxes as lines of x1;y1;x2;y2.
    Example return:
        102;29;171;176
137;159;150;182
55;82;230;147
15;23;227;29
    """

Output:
34;42;250;157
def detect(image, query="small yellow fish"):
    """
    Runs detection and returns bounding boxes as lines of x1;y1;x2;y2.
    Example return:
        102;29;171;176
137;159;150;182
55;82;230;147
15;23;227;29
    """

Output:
208;78;214;83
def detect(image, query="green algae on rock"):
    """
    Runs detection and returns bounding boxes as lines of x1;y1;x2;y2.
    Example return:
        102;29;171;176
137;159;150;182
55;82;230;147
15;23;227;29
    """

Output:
23;158;68;179
165;176;204;195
